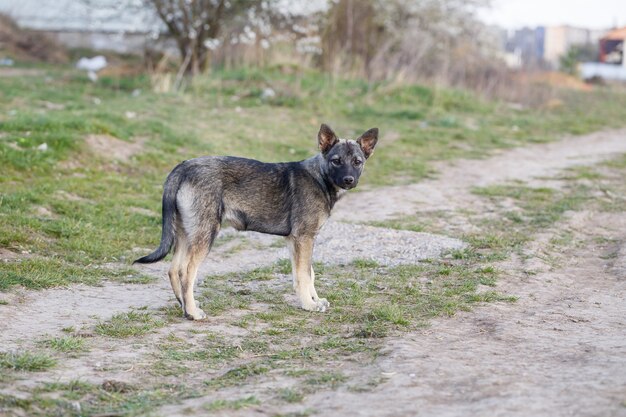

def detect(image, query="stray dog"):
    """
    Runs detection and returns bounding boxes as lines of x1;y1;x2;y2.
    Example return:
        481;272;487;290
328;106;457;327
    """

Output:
135;124;378;320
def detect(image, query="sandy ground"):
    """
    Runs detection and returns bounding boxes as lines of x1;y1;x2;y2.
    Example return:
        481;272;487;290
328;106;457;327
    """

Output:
307;210;626;417
1;128;626;416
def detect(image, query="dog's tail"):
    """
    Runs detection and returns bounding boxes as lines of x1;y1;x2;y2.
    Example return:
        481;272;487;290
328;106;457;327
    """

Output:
133;163;187;264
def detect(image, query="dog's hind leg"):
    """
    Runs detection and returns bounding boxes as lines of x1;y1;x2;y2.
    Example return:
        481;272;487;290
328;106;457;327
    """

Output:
287;237;329;312
167;228;187;306
180;243;209;320
179;222;220;321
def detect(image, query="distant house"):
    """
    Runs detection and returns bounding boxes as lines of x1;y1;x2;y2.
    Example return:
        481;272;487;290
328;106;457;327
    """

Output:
504;26;545;68
543;25;605;67
599;27;626;67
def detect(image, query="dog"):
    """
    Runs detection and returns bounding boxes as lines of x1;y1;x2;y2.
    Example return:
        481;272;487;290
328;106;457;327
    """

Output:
134;124;378;320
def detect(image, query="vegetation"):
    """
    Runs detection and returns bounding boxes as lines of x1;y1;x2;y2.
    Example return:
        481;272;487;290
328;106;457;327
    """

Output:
0;351;56;372
1;66;626;291
94;310;166;338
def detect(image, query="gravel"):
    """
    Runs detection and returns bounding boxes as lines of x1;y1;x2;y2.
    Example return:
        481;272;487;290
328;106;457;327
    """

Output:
314;220;465;266
199;220;465;275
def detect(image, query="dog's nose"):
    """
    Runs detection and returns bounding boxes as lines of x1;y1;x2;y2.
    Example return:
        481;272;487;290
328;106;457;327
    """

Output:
343;176;355;186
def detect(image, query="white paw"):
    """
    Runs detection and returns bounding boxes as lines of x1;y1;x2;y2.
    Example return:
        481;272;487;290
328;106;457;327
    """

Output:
185;308;207;321
301;299;329;313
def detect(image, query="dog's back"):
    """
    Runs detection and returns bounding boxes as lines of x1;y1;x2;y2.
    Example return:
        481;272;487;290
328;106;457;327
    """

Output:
173;155;331;236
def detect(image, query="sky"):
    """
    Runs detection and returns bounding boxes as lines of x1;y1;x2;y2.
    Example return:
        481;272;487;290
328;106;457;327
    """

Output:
0;0;623;32
478;0;625;29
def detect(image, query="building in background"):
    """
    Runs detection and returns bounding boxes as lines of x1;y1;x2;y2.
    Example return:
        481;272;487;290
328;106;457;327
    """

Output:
543;25;605;67
503;26;545;68
599;26;626;66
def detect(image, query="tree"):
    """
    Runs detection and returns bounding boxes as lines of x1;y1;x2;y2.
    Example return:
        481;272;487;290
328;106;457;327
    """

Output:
320;0;494;86
559;44;597;76
147;0;275;74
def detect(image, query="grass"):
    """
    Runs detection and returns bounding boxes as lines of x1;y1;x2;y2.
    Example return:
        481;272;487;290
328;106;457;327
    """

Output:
1;64;626;291
472;183;589;234
94;309;166;338
277;388;305;403
40;336;87;354
0;259;148;290
0;351;56;372
205;396;260;411
204;362;271;388
0;380;182;417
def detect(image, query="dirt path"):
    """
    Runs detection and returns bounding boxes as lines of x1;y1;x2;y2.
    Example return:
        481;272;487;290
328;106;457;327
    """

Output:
334;128;626;222
305;210;626;417
1;128;625;416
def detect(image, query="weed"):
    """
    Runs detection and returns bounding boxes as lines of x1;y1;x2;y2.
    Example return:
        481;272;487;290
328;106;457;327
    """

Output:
305;372;347;388
0;351;56;372
40;336;87;353
277;388;304;403
205;362;270;388
351;258;380;269
205;396;260;411
94;310;165;338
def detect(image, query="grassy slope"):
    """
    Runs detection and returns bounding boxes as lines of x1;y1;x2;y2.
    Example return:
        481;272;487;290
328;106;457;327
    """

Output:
1;65;626;289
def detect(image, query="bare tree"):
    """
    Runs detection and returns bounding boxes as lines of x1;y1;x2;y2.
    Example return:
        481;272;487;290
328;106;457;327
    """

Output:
320;0;497;89
147;0;275;74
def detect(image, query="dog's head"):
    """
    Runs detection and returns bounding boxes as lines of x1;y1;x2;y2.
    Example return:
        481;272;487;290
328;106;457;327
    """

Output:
318;124;378;190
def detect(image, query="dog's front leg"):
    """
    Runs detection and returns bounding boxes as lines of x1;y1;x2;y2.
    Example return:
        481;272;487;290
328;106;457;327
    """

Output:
287;237;329;312
310;266;329;309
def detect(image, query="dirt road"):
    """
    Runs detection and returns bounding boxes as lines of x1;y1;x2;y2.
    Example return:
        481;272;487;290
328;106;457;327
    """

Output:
306;210;626;417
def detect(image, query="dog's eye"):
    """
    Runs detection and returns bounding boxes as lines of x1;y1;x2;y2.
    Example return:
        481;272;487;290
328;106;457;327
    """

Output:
331;159;342;166
354;159;362;166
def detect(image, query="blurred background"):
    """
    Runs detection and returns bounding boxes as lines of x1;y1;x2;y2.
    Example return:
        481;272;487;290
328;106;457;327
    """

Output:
1;0;624;99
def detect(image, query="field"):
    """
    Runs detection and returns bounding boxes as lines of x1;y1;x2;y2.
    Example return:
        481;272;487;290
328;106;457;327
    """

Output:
1;64;626;416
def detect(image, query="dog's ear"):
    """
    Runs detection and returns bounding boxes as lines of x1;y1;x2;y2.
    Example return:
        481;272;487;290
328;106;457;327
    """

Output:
357;128;378;159
318;124;339;155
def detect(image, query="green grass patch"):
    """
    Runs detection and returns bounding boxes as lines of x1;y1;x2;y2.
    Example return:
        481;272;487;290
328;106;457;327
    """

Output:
305;372;348;388
1;380;181;417
205;362;270;388
0;351;56;372
205;396;260;411
277;388;305;403
40;336;87;354
94;310;165;338
472;184;588;229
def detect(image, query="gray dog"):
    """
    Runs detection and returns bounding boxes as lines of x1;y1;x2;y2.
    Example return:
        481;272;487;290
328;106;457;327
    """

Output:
135;124;378;320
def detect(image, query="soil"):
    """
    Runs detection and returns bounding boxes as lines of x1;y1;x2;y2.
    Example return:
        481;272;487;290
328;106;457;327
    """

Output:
1;128;625;416
85;134;146;162
304;210;626;417
334;128;626;222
